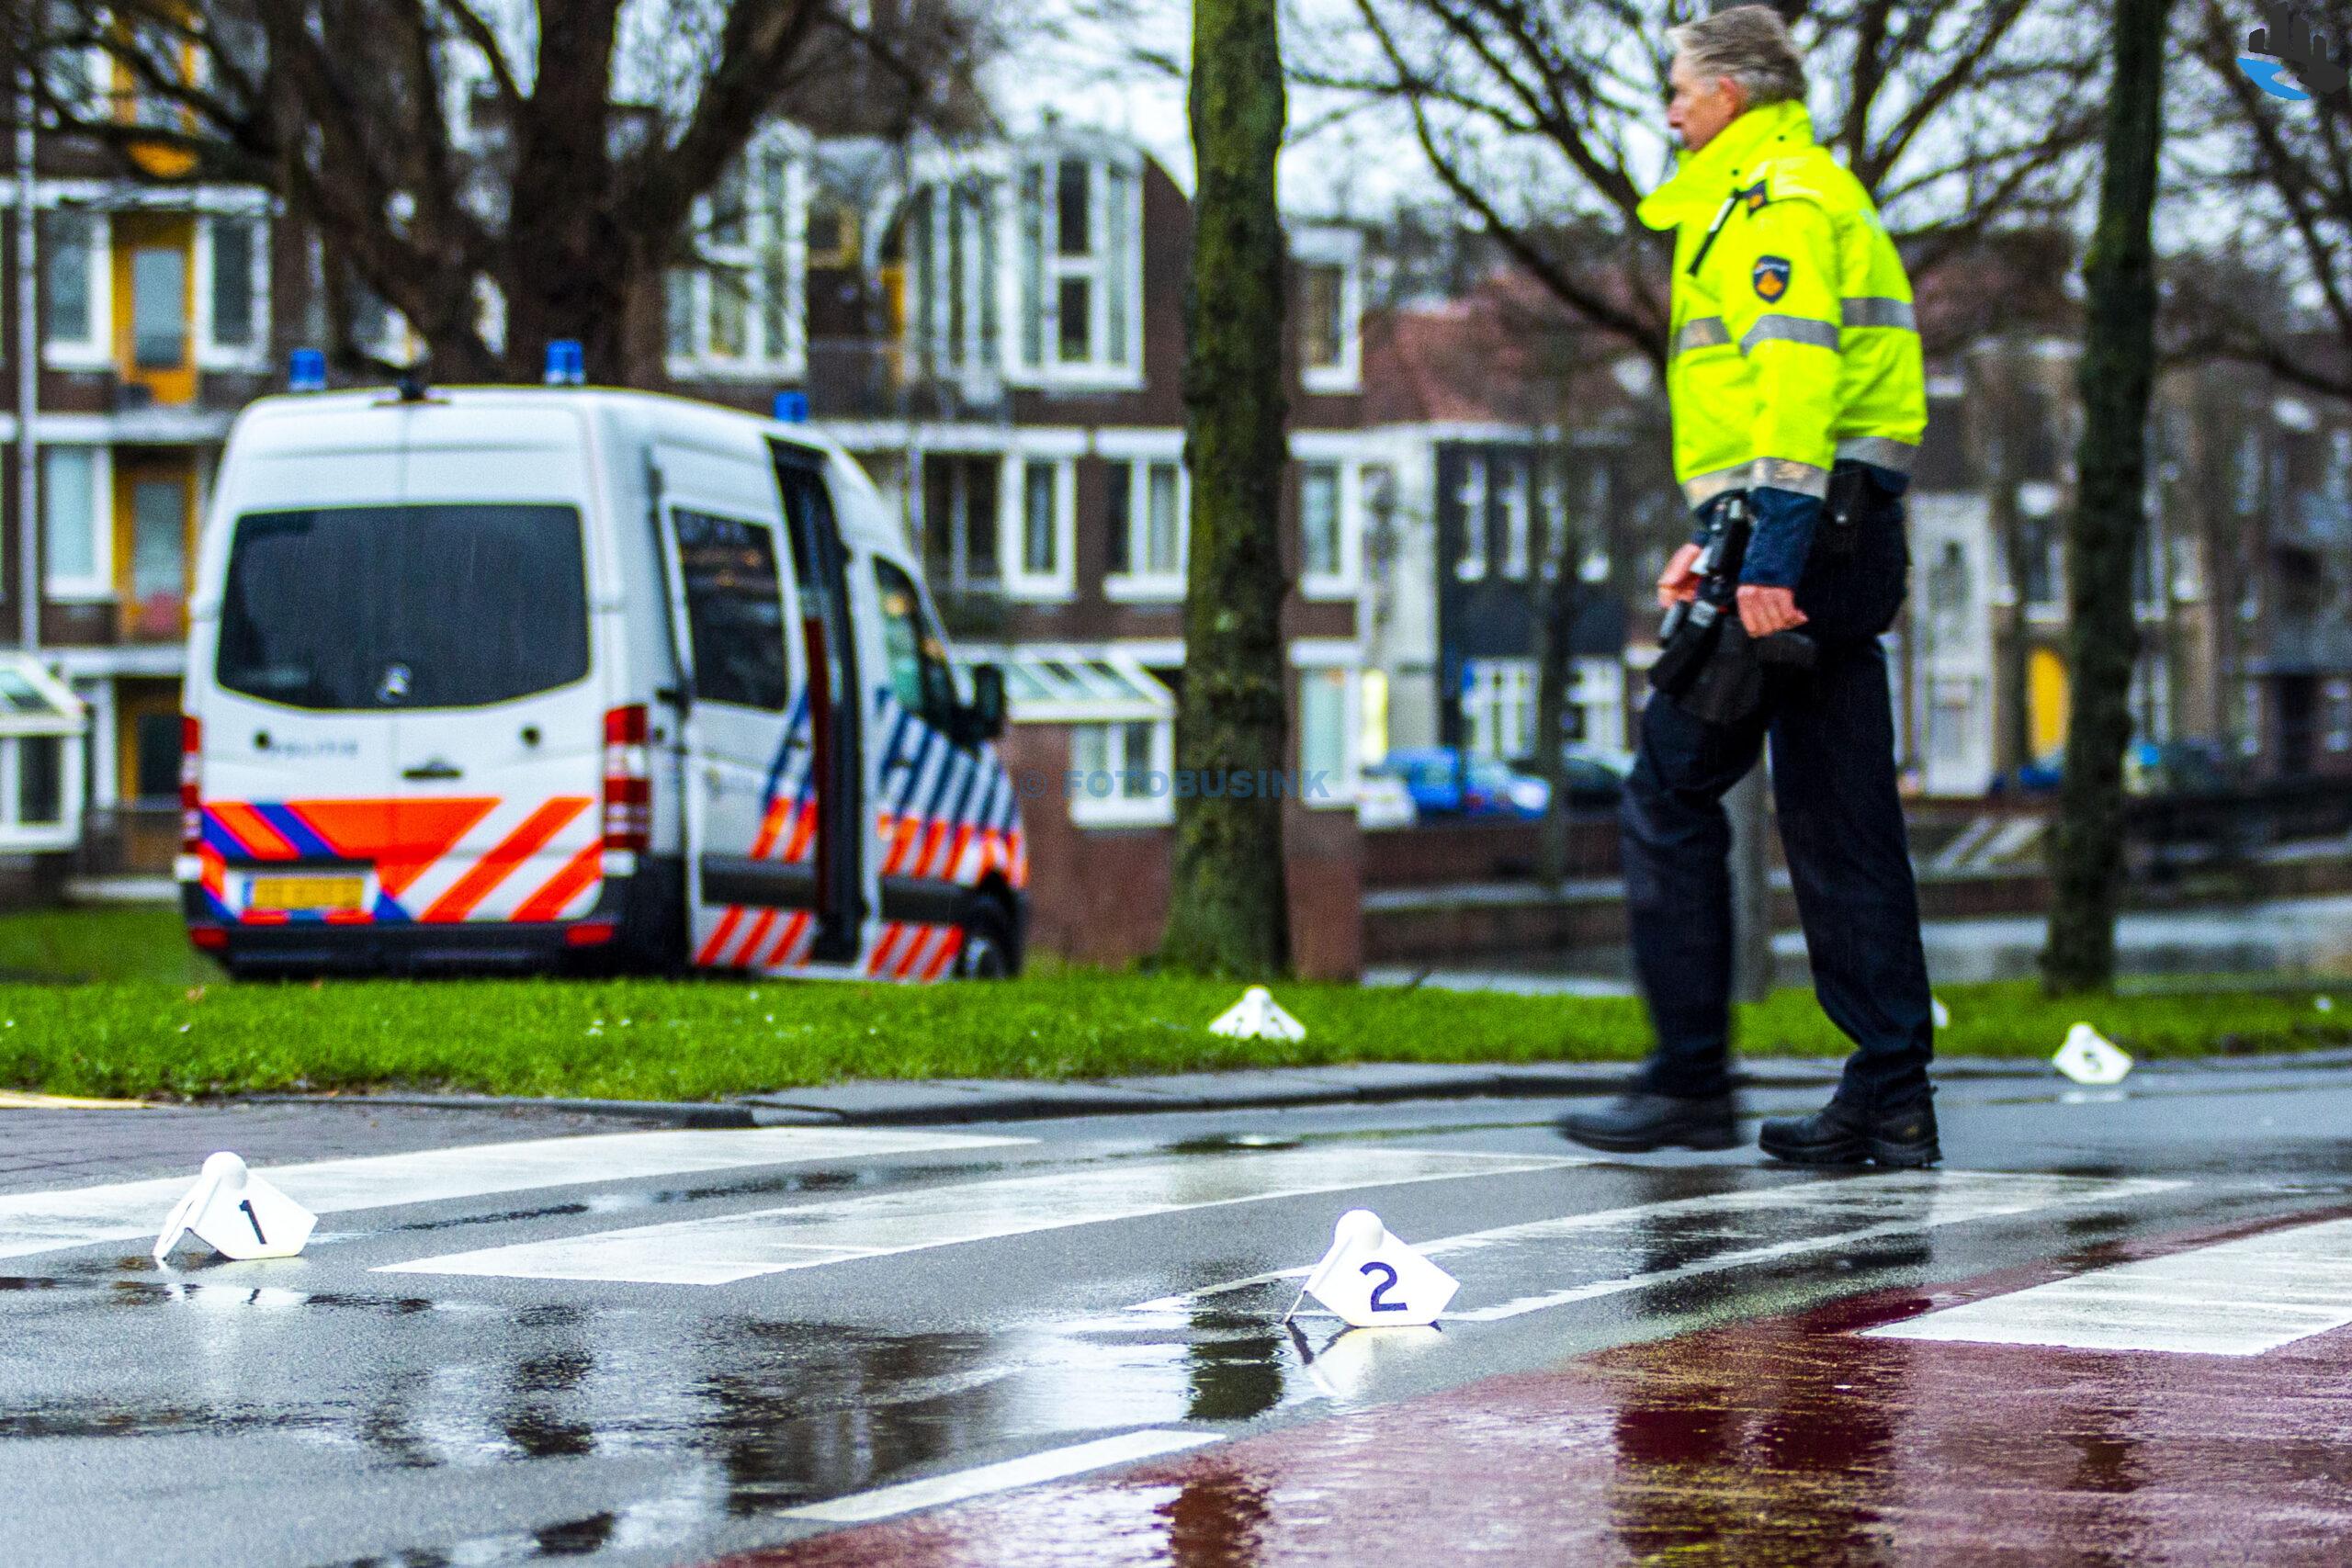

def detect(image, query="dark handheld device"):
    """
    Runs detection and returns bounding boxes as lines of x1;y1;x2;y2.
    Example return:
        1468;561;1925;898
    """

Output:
1649;491;1815;725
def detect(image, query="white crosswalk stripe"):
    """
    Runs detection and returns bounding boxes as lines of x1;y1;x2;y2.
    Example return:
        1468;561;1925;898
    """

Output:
1129;1170;2179;1321
0;1128;1029;1260
1863;1215;2352;1355
378;1148;1587;1285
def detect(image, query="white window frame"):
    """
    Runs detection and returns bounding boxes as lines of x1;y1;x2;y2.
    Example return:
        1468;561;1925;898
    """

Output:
1068;715;1176;828
905;173;1006;388
1291;640;1363;808
666;132;808;381
1463;657;1536;761
1496;454;1530;580
1103;450;1190;603
39;204;110;370
1454;453;1489;581
194;211;271;370
1290;440;1363;601
1002;448;1078;600
1292;225;1363;395
1010;146;1144;390
40;444;113;602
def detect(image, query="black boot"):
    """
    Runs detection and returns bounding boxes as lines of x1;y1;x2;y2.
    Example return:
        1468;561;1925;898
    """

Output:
1559;1092;1738;1154
1758;1096;1939;1168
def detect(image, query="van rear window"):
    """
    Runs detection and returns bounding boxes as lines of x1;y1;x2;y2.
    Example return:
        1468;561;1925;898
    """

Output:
216;504;589;710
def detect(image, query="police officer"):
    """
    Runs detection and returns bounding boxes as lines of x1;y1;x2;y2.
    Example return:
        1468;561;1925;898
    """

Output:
1562;6;1939;1166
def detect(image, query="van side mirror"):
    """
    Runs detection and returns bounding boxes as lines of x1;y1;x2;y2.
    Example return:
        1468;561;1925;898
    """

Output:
965;663;1008;744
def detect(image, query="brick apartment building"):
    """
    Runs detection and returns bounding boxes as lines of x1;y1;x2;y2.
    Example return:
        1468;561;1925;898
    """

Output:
8;107;1381;972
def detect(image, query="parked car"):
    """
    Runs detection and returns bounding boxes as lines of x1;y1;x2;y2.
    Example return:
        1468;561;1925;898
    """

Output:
1991;750;2065;795
1511;745;1633;810
1368;748;1550;818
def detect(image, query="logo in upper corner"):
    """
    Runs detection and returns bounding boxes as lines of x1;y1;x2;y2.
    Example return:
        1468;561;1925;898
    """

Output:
1752;256;1792;301
2239;1;2347;100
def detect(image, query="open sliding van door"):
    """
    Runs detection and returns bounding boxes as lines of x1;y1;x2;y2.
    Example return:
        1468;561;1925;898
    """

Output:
767;442;866;964
651;443;814;971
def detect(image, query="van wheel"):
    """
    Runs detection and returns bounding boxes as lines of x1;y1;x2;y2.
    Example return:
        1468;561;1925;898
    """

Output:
954;898;1017;979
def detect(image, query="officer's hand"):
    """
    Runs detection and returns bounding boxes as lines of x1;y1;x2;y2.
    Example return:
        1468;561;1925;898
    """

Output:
1657;544;1704;608
1736;584;1808;637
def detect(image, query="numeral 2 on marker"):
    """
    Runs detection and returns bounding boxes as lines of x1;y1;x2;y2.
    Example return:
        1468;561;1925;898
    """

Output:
1360;1259;1407;1312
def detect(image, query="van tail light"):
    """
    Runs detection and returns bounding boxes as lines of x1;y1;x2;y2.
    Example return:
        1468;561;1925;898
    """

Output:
602;705;651;854
180;716;203;853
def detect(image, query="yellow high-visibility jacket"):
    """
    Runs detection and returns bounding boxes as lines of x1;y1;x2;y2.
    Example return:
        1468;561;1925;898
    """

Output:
1637;99;1927;510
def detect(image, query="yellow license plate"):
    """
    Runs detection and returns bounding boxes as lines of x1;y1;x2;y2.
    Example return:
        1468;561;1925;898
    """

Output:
248;875;368;913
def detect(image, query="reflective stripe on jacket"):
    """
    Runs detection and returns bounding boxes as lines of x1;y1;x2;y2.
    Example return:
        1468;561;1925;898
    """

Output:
1636;100;1928;507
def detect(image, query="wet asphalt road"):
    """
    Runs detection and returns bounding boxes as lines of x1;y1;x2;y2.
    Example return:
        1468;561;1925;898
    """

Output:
4;1067;2350;1568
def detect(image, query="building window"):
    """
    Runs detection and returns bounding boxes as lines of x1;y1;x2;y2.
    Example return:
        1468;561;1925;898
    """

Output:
1293;230;1363;393
1106;458;1186;594
130;246;189;369
1299;265;1345;373
1496;456;1530;580
1301;462;1341;581
1463;659;1535;761
1298;667;1351;802
1069;717;1172;826
199;214;266;358
40;210;107;361
667;141;804;378
1001;455;1074;598
41;447;110;601
921;456;1001;593
907;175;1003;380
1015;152;1140;383
1454;455;1489;581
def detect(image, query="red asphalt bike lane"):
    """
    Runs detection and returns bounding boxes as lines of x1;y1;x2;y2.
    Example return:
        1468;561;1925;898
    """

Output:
726;1206;2352;1566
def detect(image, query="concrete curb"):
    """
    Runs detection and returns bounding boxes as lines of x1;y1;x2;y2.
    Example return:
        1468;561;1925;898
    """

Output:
226;1048;2349;1129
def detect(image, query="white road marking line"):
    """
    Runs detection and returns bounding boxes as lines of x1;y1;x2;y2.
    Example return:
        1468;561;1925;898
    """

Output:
0;1128;1029;1260
1863;1215;2352;1356
782;1428;1216;1525
378;1149;1586;1285
1131;1171;2179;1321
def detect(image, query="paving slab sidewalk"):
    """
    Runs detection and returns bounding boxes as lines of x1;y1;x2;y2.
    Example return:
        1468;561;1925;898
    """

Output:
220;1049;2352;1129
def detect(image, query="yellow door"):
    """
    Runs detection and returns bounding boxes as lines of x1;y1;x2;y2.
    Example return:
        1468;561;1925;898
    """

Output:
2029;648;2070;758
111;213;197;406
114;455;198;642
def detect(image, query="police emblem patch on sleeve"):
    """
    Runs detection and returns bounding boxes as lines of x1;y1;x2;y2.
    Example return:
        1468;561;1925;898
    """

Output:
1752;255;1792;301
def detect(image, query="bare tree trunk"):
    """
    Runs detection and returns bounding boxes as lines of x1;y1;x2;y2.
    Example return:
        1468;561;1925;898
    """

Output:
1159;0;1291;976
2044;0;2173;994
1976;345;2037;777
1531;456;1581;890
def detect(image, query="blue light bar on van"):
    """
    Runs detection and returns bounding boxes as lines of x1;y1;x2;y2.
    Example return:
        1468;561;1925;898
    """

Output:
773;390;808;423
545;340;585;387
288;349;327;392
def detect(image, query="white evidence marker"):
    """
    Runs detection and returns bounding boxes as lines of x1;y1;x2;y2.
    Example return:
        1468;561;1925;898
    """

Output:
1209;986;1306;1042
782;1429;1217;1525
1287;1208;1459;1328
378;1148;1581;1285
0;1127;1031;1261
153;1152;316;1264
2054;1021;2133;1086
1864;1215;2352;1356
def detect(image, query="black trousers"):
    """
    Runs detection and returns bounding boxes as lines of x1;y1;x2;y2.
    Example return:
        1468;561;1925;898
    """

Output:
1621;489;1934;1110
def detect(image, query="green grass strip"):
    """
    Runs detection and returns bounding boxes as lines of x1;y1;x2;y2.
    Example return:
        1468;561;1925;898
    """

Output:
0;907;2341;1103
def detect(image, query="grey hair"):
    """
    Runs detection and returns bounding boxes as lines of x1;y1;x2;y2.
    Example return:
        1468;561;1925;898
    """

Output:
1668;6;1808;110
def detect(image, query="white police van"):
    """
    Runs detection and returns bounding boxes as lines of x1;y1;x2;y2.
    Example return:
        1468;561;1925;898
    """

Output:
178;384;1025;980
